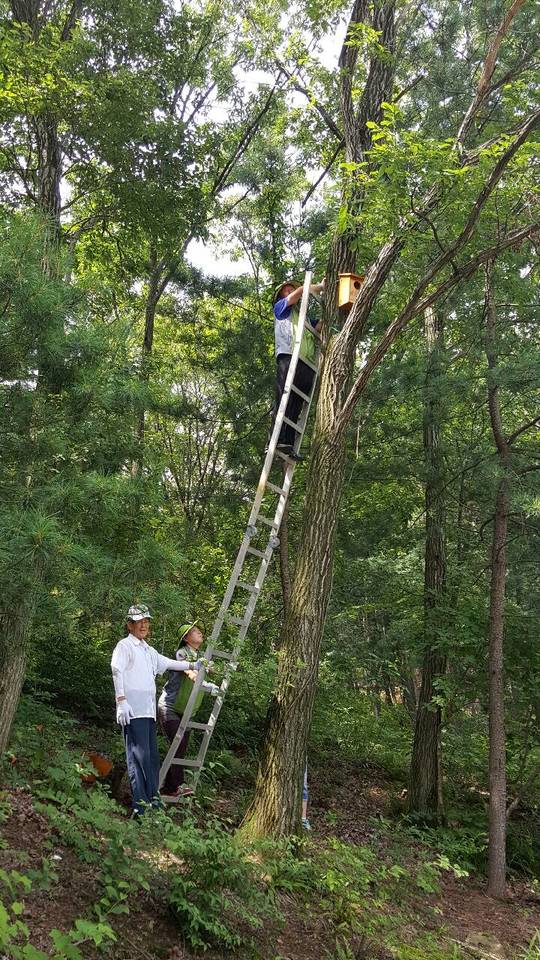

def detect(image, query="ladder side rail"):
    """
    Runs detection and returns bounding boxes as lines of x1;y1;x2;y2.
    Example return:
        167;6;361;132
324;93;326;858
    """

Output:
242;269;312;523
158;666;209;788
288;353;321;457
205;272;311;644
161;527;277;791
205;457;295;660
160;523;281;789
189;509;294;790
160;274;318;793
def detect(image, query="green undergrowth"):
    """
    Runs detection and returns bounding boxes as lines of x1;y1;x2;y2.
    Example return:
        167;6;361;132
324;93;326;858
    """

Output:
1;698;538;960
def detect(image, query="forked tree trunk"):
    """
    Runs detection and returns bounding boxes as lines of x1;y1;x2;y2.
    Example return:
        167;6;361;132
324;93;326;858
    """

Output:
410;308;447;818
240;0;531;839
241;0;396;837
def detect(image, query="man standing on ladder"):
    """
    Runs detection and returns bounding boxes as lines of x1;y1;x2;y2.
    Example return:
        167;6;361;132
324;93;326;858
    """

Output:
272;276;325;461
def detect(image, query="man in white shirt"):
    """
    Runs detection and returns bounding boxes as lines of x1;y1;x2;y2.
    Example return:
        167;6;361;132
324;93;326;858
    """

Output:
111;603;200;815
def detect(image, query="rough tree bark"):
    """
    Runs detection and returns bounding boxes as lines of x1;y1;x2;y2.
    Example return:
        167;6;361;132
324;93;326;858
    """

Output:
486;480;509;898
410;307;447;819
278;498;292;620
241;337;352;834
0;613;31;754
0;554;44;754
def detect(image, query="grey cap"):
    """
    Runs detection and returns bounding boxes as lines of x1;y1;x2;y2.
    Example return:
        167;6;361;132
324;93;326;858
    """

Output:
127;603;152;622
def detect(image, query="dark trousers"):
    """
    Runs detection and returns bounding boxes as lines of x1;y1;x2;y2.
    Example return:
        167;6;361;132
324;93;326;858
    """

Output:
274;354;316;446
123;717;161;814
158;705;190;793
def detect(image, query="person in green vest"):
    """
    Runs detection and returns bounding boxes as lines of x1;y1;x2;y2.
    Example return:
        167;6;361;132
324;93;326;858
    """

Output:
158;621;219;798
272;277;325;461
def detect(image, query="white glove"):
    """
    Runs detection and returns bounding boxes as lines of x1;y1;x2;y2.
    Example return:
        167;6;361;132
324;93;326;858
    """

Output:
209;684;220;697
197;658;214;671
116;700;134;726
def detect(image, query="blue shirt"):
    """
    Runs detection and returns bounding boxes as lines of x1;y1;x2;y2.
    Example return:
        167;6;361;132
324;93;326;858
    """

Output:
273;297;318;358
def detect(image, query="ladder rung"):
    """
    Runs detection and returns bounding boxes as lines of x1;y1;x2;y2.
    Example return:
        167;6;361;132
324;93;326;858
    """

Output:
257;514;278;529
274;448;294;463
266;481;287;496
237;581;257;593
290;384;311;403
159;275;319;798
282;416;302;432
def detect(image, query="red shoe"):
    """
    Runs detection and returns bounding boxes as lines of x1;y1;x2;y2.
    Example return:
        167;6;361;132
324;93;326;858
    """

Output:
161;785;194;799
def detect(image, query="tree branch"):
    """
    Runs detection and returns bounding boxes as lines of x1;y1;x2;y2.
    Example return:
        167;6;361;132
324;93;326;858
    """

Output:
274;59;343;141
301;140;344;207
506;415;540;445
339;104;540;356
457;0;527;149
211;81;282;197
483;260;510;461
337;218;540;432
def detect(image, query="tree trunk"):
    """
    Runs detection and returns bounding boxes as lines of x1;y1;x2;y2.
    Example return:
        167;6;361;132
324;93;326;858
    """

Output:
278;497;292;620
0;3;70;752
241;0;396;838
0;610;29;753
487;479;509;898
132;257;160;476
484;261;510;899
240;338;351;837
410;308;447;818
36;116;62;229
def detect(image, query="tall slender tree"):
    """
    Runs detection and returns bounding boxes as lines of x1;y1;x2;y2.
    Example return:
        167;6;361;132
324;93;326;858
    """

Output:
409;307;447;818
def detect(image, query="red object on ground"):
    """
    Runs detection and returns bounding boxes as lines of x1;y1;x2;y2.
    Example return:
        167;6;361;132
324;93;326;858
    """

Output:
81;751;114;783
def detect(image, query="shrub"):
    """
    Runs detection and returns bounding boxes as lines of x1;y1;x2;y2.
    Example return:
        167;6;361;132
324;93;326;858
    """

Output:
163;816;278;950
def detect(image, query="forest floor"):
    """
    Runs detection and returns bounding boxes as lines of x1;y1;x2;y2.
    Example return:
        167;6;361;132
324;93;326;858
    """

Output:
1;747;539;960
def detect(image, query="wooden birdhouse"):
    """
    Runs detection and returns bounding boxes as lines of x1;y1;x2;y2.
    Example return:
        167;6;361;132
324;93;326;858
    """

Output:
338;273;365;310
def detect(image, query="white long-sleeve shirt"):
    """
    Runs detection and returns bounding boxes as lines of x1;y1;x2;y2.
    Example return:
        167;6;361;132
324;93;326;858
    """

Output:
111;634;194;720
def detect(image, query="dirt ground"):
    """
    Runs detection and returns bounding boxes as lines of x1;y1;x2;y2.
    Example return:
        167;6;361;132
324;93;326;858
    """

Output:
0;770;539;960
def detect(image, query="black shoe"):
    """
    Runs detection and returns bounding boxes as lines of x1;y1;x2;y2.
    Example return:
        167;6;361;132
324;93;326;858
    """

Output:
276;444;303;463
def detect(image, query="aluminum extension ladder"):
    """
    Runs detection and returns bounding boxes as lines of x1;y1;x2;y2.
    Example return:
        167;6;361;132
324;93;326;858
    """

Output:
159;271;321;799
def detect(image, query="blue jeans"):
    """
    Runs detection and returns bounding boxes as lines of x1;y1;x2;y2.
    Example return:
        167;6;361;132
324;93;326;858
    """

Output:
274;355;315;446
123;718;161;814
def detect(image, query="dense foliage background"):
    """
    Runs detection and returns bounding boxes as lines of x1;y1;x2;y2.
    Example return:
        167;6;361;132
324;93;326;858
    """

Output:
0;0;539;957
